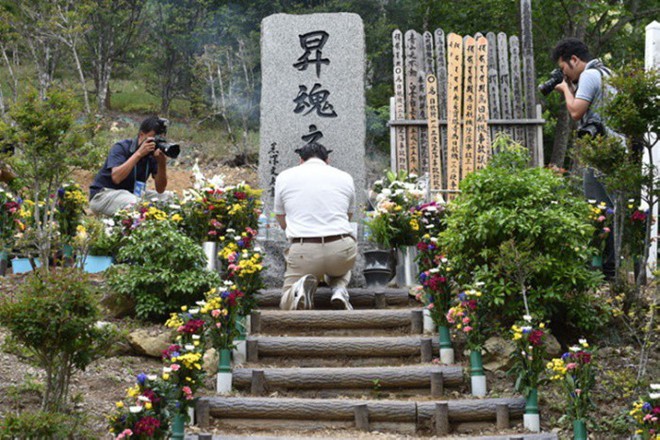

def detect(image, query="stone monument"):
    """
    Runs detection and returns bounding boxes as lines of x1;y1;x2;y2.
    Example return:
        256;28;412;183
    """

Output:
258;13;366;287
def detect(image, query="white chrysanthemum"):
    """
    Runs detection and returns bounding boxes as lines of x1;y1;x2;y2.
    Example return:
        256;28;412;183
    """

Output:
129;406;143;413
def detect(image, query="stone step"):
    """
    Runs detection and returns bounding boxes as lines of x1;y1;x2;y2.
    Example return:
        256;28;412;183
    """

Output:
195;396;526;435
187;434;558;440
256;287;411;309
253;308;424;336
233;365;463;394
246;336;441;366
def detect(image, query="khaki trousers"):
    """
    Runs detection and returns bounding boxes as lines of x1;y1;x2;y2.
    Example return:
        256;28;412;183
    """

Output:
282;237;357;297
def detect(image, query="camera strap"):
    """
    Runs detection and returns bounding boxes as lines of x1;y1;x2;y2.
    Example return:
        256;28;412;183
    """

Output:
133;160;149;198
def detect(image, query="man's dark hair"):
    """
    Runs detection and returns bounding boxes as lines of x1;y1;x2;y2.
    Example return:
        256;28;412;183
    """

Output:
552;38;592;63
139;116;168;136
295;143;333;161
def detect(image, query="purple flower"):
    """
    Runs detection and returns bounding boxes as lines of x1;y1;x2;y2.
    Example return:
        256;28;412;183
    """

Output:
643;402;652;412
458;292;467;301
606;208;614;215
137;373;147;385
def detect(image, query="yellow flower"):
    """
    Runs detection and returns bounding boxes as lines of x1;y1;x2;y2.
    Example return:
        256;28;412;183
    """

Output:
127;385;140;398
181;306;188;312
171;213;183;222
115;401;124;408
162;373;170;380
145;402;152;410
539;323;545;329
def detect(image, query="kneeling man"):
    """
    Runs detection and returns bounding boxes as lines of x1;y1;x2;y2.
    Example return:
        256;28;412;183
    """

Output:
274;143;357;310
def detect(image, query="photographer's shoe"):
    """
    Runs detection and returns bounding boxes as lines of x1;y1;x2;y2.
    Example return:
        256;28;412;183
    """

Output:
292;274;318;310
331;287;353;310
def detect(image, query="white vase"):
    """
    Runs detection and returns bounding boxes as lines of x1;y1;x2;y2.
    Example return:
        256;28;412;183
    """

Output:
471;375;487;397
216;372;232;394
395;246;419;287
187;407;195;426
203;242;217;272
422;309;435;334
524;414;540;432
440;348;455;365
232;339;247;364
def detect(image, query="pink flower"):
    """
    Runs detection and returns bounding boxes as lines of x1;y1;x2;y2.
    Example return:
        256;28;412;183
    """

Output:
215;322;222;328
182;386;193;399
566;362;578;370
462;317;471;325
603;227;611;233
427;303;434;309
117;428;133;439
463;326;473;333
171;364;180;371
211;309;221;318
575;388;582;396
597;215;606;222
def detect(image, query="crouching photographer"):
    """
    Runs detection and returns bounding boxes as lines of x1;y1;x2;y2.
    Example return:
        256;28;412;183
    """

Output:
543;38;618;280
89;115;180;216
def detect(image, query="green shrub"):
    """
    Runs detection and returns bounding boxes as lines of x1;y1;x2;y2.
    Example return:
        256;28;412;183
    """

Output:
440;139;607;334
0;410;91;438
0;269;115;412
106;220;221;320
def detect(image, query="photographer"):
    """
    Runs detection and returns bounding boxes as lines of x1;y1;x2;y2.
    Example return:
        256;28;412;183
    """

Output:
549;38;617;280
89;116;173;216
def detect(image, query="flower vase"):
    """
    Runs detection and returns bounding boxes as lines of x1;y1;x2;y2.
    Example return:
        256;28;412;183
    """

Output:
170;413;185;440
469;349;487;397
523;388;540;432
422;309;435;334
203;241;217;272
395;246;419;287
187;407;195;426
591;255;603;269
573;419;587;440
438;325;454;364
216;348;232;394
232;315;248;364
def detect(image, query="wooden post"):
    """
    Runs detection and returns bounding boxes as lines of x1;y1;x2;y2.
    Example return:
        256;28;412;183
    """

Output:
247;339;259;362
446;33;463;200
434;402;450;436
434;29;448;191
496;403;510;429
497;32;513;139
354;404;369;431
420;337;433;362
251;369;267;396
431;371;444;397
520;0;539;165
392;30;408;172
410;309;423;334
509;36;525;144
486;32;501;142
475;36;490;169
426;74;443;191
374;291;387;309
250;310;261;334
405;30;422;173
198;435;212;440
461;36;477;177
196;399;210;428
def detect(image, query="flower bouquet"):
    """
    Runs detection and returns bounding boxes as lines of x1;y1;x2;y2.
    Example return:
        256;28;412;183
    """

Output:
200;285;244;393
629;384;659;440
365;170;425;249
447;288;487;396
546;340;595;439
586;200;612;268
56;183;87;238
108;373;170;440
0;189;21;272
509;315;549;432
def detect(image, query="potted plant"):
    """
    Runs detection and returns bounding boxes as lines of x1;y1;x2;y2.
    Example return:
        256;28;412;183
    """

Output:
547;340;596;440
509;315;549;432
365;170;425;286
586;200;612;269
74;217;116;273
447;288;487;396
200;286;243;394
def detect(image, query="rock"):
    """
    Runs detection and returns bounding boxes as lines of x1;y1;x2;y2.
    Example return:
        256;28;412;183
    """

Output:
127;328;174;358
545;333;562;357
204;348;219;376
100;291;135;319
483;336;516;371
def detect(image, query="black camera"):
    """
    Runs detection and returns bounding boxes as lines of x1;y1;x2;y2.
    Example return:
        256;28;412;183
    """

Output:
577;121;606;139
152;136;181;159
538;68;564;96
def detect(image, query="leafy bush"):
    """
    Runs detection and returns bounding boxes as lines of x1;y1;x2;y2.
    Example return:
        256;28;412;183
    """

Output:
0;410;92;438
0;269;115;411
440;140;607;334
106;220;221;320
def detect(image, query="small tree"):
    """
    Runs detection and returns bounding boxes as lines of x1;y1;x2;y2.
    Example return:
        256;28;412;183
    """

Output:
0;269;114;411
0;88;99;271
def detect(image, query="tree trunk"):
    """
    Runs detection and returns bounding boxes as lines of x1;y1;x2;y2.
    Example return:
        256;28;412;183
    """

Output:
1;45;18;102
550;105;572;167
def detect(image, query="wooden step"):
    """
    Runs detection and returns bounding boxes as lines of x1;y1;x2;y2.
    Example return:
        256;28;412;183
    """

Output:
256;287;410;309
233;365;463;392
196;396;525;434
247;335;438;360
254;308;423;336
190;434;558;440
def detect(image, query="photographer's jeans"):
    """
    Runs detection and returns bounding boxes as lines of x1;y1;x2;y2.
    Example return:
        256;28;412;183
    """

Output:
90;188;173;216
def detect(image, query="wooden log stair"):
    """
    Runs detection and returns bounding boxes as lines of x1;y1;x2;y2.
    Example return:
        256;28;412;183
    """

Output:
195;287;557;439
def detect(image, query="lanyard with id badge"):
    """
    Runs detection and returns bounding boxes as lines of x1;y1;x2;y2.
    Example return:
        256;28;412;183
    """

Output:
133;162;149;198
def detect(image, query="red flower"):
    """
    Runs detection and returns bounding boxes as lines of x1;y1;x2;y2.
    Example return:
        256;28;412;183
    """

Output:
575;351;591;364
467;299;478;310
528;329;544;346
133;416;161;436
234;191;247;200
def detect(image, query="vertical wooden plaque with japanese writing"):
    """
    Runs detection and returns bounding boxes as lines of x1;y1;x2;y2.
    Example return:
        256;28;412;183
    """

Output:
497;32;513;138
392;29;407;172
446;33;463;199
417;32;430;174
434;29;448;190
461;36;476;177
426;73;442;191
404;30;421;174
475;36;490;169
509;36;525;144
